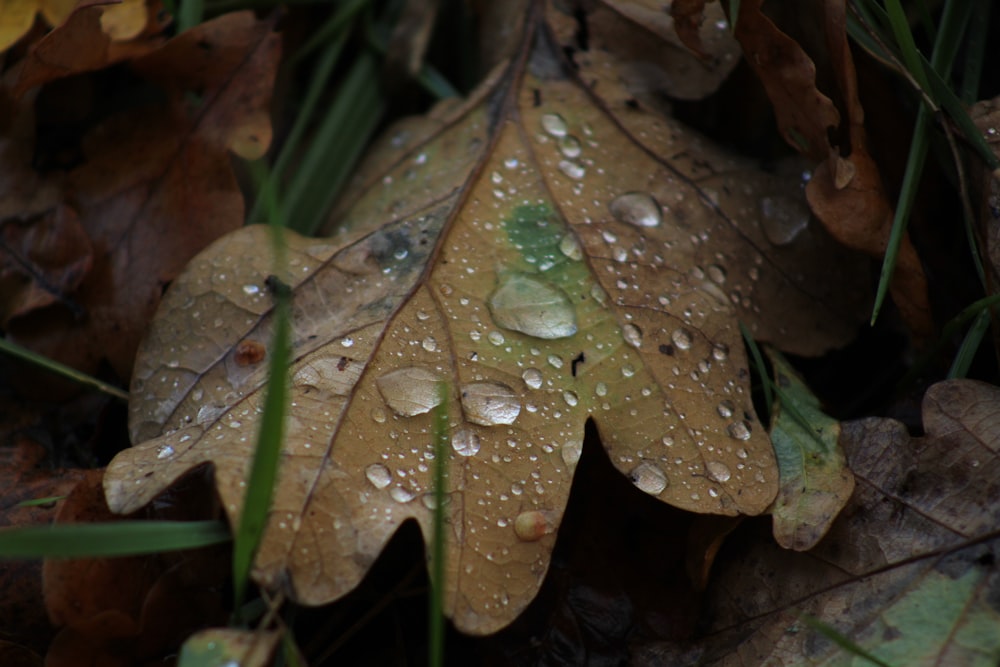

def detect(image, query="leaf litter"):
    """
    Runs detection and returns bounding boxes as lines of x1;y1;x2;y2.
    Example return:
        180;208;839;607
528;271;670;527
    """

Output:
104;0;869;635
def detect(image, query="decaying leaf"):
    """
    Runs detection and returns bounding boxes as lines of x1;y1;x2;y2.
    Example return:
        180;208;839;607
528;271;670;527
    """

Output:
766;347;853;552
104;3;868;634
0;0;152;54
697;379;1000;665
1;12;280;387
178;628;280;667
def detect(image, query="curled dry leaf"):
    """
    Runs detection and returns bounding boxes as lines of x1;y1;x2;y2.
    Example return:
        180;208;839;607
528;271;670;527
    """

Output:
1;12;280;386
105;2;867;634
697;379;1000;665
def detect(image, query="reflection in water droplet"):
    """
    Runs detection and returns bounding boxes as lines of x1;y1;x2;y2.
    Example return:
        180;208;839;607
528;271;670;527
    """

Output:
451;429;481;456
759;195;810;245
365;463;392;489
547;354;564;369
559;233;583;260
514;510;556;542
558;160;586;180
461;382;521;426
541;113;568;137
630;462;668;495
522;368;543;389
376;367;442;416
390;486;416;503
562;391;579;407
609;192;663;228
706;461;732;483
716;400;735;418
727;421;752;441
712;343;730;361
156;445;175;460
487;331;505;346
488;273;578;339
422;337;437;352
622;323;642;348
671;328;693;350
558;135;582;158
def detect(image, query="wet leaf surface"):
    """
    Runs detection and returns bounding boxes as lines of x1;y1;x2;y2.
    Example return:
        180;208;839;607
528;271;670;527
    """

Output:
693;379;1000;665
104;2;869;635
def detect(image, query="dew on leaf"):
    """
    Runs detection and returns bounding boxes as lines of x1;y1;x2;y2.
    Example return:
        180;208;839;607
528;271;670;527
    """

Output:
522;368;544;389
452;429;482;457
608;192;663;228
712;343;730;361
706;460;732;483
630;462;668;495
390;486;416;503
558;160;586;180
487;273;578;339
421;337;437;352
461;382;521;426
622;323;643;348
514;510;556;542
156;444;175;460
547;354;564;369
671;328;693;350
375;366;443;417
717;400;735;418
365;463;392;489
558;135;582;158
561;439;583;465
487;331;505;346
558;233;583;260
727;420;752;441
562;391;579;407
541;113;568;137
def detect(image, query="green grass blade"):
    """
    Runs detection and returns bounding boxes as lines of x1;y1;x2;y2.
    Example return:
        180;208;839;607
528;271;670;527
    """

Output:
0;337;128;401
282;51;385;235
289;0;370;68
948;308;991;378
960;0;990;104
882;0;930;91
16;496;67;508
177;0;205;32
0;521;229;559
428;381;449;667
231;163;292;611
801;615;895;667
739;322;773;421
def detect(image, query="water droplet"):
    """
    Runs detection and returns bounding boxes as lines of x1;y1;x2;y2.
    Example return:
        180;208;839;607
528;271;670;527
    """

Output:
630;462;668;495
595;382;607;397
558;160;586;180
422;337;437;352
370;408;387;424
451;429;481;457
609;192;662;228
514;510;556;541
488;273;578;339
561;439;583;465
622;323;642;348
340;337;355;348
716;400;735;418
621;364;635;378
376;367;442;416
662;435;674;447
736;447;749;459
156;445;175;459
416;310;431;321
242;284;260;295
365;463;392;489
487;331;505;346
562;391;579;407
758;195;810;245
727;420;752;441
393;248;409;260
671;328;693;350
390;486;416;503
558;135;582;158
541;113;568;137
559;233;583;260
707;264;727;284
522;368;544;389
712;343;729;361
461;382;521;426
706;461;732;483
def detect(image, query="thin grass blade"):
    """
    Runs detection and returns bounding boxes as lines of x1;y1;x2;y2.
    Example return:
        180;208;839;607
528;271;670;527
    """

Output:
0;521;229;559
948;308;991;378
0;337;128;401
428;381;449;667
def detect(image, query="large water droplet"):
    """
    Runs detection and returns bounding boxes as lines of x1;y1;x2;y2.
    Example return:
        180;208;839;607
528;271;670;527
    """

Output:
561;439;583;465
630;462;668;495
562;391;579;407
558;160;586;180
522;368;543;389
716;400;735;418
390;486;416;503
712;343;730;361
422;337;437;352
727;420;752;441
365;463;392;489
376;367;442;417
514;510;557;542
671;328;693;350
706;460;732;483
609;192;662;228
541;113;568;137
622;323;643;348
461;382;521;426
558;233;583;261
488;274;578;339
451;429;481;457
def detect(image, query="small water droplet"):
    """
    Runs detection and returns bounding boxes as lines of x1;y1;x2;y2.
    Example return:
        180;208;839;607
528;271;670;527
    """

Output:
452;429;482;457
156;445;175;459
558;160;586;180
558;135;582;158
541;113;568;137
712;343;730;361
595;382;608;397
416;310;431;321
393;248;409;260
376;367;442;416
390;486;416;503
662;435;674;447
370;407;387;424
514;510;556;541
621;364;636;378
671;328;693;350
707;264;727;284
340;337;355;348
727;420;752;441
365;463;392;489
487;331;505;346
630;462;668;495
547;354;564;369
736;447;749;459
716;400;735;418
622;323;642;348
559;233;583;260
706;461;732;483
609;192;662;228
488;273;578;339
562;391;579;407
522;368;544;389
242;284;260;295
422;336;437;352
461;382;521;426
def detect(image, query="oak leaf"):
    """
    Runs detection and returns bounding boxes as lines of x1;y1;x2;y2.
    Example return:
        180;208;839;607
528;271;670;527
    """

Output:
104;3;868;634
